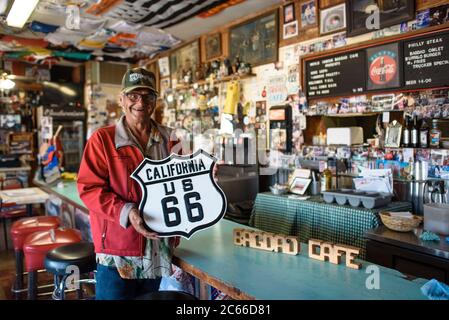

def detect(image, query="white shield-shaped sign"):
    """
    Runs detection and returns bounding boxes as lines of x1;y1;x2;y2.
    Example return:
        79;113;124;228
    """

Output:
131;149;227;239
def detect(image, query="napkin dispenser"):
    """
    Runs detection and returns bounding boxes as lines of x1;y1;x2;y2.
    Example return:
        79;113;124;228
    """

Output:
326;127;363;146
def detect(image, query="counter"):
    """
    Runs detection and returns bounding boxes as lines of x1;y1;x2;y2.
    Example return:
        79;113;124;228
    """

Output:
174;219;427;300
33;180;428;299
33;180;87;213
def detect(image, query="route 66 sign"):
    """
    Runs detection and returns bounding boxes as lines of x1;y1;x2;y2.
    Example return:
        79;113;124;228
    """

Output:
131;149;227;239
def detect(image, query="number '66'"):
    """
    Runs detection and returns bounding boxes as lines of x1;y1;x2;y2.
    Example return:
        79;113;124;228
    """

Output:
161;179;204;227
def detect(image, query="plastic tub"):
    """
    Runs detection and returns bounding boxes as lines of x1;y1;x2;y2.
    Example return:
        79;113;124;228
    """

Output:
323;193;335;203
348;197;361;207
335;194;348;205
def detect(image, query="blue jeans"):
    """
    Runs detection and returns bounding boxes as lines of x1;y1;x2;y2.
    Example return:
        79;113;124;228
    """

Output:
95;264;162;300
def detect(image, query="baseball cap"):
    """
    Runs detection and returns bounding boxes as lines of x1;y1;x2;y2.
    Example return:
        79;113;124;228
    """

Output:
121;67;158;95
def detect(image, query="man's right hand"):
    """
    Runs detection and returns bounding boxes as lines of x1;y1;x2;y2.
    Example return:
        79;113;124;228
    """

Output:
129;208;159;240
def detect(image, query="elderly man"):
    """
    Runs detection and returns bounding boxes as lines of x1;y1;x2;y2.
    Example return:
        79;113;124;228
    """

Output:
77;67;180;300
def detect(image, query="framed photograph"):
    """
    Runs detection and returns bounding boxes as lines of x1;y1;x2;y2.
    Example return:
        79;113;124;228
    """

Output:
283;21;298;39
320;3;346;35
385;120;402;148
205;33;222;60
346;0;415;37
289;177;311;195
372;94;395;111
430;4;449;27
229;11;278;67
158;56;170;77
283;3;295;24
300;0;317;28
366;42;401;91
170;40;200;84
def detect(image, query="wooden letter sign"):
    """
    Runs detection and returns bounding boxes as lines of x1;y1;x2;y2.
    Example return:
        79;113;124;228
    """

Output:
131;149;227;239
233;228;299;255
308;239;361;269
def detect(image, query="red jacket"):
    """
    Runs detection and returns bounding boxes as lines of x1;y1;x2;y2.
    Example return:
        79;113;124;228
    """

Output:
77;119;180;256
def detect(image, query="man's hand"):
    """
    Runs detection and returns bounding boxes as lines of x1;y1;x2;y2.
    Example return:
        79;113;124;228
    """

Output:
129;208;159;240
213;160;224;182
169;236;181;248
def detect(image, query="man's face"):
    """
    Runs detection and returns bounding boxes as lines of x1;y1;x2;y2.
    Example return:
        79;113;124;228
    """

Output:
120;89;157;123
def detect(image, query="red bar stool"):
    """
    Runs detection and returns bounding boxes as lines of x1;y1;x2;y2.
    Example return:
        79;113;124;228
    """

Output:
10;216;61;297
23;228;82;300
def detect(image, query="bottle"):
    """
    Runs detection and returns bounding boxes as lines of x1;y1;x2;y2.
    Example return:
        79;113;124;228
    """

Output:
402;116;410;147
410;115;419;148
320;163;332;192
429;119;442;148
379;57;386;83
419;118;429;148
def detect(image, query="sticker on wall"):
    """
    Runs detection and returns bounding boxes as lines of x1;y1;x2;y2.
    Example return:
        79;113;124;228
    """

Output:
286;64;300;95
267;75;288;105
131;150;227;239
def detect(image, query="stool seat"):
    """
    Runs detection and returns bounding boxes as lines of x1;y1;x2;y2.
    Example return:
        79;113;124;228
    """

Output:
45;242;96;275
11;216;60;251
135;290;198;300
23;228;82;272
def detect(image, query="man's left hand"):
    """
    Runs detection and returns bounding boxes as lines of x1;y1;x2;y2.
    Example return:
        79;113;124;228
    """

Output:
170;236;181;248
213;160;224;182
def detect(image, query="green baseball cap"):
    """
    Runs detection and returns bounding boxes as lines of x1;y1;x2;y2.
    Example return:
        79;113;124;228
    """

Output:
121;67;158;95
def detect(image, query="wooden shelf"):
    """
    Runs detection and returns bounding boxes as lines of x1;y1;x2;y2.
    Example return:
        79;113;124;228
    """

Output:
306;110;405;117
301;144;449;151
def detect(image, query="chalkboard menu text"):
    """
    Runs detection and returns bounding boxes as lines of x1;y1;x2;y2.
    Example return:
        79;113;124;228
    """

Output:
305;50;366;98
403;31;449;89
303;27;449;99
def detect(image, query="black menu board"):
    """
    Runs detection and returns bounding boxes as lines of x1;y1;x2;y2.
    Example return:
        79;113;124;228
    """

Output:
305;50;366;98
403;31;449;89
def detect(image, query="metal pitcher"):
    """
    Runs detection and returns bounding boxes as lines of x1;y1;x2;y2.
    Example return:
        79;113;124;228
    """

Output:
424;180;447;204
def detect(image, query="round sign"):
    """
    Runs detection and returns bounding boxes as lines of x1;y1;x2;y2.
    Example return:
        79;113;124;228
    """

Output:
369;55;397;85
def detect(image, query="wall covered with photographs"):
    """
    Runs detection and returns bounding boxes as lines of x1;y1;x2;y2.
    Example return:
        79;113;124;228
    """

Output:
148;0;449;154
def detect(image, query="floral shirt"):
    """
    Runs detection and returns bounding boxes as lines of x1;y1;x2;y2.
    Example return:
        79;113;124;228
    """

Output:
96;118;174;279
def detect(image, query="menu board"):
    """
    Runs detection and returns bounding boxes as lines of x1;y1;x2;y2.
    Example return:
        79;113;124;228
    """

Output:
403;31;449;89
305;50;366;98
303;27;449;99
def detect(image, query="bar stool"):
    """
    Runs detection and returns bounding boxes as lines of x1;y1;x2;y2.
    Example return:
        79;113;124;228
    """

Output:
135;290;198;300
44;242;96;300
23;228;82;299
10;216;61;297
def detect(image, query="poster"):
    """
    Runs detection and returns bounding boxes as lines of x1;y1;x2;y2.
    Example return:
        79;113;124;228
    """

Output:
286;64;300;95
158;56;170;77
267;75;288;106
41;116;53;140
270;128;287;150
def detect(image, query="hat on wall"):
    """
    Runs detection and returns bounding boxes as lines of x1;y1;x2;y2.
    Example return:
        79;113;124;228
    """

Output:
121;67;158;94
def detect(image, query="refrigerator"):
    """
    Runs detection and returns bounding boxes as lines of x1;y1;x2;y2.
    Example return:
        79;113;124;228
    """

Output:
36;105;87;173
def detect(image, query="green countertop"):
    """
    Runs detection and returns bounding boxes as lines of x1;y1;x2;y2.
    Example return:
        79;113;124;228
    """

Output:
34;180;86;211
175;219;428;300
36;180;428;300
